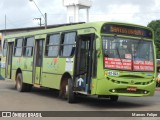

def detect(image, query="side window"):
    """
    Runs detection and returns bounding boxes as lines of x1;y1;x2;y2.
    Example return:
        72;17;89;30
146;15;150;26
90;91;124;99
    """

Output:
45;34;60;57
23;37;34;57
14;38;23;57
3;40;7;56
60;32;76;57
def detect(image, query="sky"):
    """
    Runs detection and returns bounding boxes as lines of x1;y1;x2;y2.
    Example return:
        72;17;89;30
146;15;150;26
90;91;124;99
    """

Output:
0;0;160;30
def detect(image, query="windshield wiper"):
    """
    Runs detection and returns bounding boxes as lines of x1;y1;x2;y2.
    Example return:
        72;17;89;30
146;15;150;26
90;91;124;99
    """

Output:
114;36;123;65
116;46;123;65
133;39;143;60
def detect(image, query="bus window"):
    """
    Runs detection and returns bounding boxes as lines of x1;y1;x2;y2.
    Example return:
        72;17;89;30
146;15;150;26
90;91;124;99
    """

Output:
133;42;153;61
103;36;154;71
35;40;44;67
14;38;23;57
23;37;34;57
79;40;89;73
60;32;76;57
45;34;60;57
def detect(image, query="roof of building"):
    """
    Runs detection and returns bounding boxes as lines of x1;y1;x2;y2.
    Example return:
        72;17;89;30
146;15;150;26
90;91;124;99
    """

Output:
0;22;85;33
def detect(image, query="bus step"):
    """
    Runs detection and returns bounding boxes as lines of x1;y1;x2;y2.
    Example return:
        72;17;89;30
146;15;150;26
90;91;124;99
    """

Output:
33;84;41;88
75;91;89;95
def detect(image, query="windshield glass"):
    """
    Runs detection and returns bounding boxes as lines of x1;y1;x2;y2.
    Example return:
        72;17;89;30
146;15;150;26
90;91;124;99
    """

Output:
102;36;154;71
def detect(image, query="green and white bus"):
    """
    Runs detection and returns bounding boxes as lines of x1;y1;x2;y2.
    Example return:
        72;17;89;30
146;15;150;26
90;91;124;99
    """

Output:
1;22;156;103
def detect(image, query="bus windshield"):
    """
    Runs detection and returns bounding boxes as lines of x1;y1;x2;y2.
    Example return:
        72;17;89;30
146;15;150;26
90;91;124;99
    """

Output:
102;36;154;71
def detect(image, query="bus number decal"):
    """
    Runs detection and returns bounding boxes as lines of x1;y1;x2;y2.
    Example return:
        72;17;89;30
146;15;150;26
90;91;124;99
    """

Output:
108;71;119;76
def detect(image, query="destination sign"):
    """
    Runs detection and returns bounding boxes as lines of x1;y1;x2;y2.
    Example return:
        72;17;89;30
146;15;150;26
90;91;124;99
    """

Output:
101;24;153;39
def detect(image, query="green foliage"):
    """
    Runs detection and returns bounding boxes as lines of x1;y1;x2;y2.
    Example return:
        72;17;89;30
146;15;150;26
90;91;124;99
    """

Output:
148;20;160;59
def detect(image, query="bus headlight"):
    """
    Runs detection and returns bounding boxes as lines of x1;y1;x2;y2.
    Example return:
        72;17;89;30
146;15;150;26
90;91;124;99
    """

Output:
144;91;148;94
112;89;116;92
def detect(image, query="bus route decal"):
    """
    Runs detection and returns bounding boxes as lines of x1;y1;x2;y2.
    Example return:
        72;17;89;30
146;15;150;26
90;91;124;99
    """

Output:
104;57;154;71
133;60;154;71
104;57;132;70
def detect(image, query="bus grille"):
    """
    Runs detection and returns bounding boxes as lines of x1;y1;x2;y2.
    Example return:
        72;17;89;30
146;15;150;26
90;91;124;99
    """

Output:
110;88;148;94
111;79;153;85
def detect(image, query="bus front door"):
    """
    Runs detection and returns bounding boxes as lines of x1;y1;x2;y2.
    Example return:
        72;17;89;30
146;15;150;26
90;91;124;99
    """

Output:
74;34;95;93
33;39;44;85
6;42;14;79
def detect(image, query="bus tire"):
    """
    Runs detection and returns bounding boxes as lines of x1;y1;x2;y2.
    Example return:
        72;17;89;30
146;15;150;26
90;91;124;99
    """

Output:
110;95;119;102
67;78;75;103
16;73;32;92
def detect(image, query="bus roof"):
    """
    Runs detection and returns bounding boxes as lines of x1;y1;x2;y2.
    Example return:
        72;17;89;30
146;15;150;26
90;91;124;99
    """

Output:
4;21;153;39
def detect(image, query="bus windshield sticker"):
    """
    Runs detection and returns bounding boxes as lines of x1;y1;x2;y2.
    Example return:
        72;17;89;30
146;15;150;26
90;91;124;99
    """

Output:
133;60;153;71
104;57;132;70
104;57;154;71
125;54;132;59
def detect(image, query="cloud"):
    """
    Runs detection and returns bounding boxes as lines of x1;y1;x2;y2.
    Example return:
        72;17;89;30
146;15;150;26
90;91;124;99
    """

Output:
0;0;36;29
91;0;155;10
0;0;67;29
0;0;159;29
89;0;157;26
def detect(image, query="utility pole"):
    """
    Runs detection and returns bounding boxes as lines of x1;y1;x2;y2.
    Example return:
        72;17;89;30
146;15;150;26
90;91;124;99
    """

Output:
5;14;6;35
45;13;47;29
29;0;47;29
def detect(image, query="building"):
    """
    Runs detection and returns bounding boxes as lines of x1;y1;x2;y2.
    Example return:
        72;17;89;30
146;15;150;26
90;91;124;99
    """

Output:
0;26;50;56
1;22;84;41
63;0;92;23
0;22;84;53
0;25;60;41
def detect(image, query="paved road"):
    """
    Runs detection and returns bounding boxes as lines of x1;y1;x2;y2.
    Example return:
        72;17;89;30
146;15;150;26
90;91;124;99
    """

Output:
0;79;160;120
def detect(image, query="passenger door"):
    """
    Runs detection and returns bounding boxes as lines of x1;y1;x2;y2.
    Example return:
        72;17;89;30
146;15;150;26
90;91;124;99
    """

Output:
74;34;95;93
6;42;14;79
33;39;44;85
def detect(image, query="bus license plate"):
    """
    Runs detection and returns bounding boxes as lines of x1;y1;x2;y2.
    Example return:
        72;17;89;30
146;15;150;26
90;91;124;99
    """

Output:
127;87;137;92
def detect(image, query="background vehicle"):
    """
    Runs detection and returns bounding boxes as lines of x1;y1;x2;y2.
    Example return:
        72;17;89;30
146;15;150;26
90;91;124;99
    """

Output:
1;22;157;103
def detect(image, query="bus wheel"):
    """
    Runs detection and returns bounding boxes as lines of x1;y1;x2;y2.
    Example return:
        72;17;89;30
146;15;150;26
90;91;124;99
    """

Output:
16;73;32;92
67;78;75;103
110;95;119;102
59;78;68;99
59;78;75;103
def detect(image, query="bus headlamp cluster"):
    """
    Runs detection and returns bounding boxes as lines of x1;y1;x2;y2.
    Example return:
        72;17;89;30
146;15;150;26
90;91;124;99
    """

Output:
112;89;116;92
144;91;148;94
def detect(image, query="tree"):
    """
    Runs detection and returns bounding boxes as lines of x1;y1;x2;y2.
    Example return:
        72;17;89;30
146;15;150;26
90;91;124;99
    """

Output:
148;20;160;58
